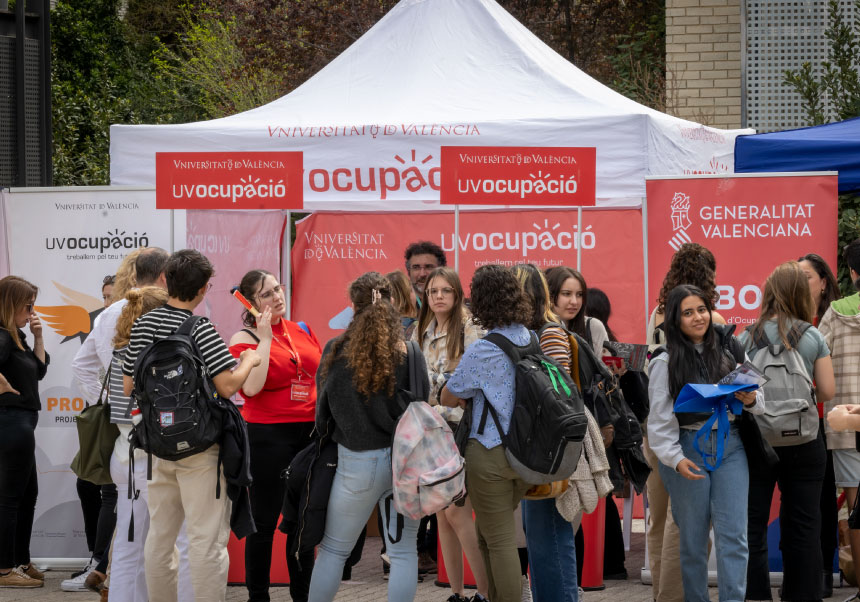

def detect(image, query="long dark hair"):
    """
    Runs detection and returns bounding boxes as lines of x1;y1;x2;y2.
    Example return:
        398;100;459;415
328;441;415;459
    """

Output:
545;266;588;337
664;284;735;399
236;269;274;327
798;253;839;322
585;288;617;342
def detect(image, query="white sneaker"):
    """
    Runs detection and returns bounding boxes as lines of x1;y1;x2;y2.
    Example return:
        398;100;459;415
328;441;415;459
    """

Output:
578;586;585;601
60;568;94;592
521;575;533;602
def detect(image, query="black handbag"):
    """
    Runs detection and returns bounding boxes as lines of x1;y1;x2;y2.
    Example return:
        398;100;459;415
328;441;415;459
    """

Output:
738;410;779;472
70;368;119;485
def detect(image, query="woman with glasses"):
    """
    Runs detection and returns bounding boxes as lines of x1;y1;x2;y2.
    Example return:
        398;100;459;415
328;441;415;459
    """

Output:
412;267;488;602
229;270;322;602
0;276;48;589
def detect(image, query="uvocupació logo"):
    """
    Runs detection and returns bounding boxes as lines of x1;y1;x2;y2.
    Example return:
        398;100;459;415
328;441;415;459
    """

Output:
45;229;149;255
156;151;303;210
439;146;596;206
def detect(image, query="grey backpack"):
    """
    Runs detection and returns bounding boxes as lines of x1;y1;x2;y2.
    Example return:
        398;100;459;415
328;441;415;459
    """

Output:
749;321;817;447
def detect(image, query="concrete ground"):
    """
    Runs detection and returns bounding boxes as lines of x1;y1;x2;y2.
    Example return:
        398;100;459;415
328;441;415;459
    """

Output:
0;523;851;602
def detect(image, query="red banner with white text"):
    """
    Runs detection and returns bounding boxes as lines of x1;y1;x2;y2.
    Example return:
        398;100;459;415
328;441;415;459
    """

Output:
292;209;645;347
645;174;838;329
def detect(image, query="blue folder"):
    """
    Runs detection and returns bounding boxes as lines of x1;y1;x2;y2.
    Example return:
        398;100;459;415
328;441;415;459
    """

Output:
674;383;759;471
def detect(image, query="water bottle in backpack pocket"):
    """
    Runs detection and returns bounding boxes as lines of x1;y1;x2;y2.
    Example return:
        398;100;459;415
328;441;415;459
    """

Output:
748;321;818;447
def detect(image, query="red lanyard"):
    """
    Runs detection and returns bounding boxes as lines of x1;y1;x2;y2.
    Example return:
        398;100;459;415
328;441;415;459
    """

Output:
274;321;312;380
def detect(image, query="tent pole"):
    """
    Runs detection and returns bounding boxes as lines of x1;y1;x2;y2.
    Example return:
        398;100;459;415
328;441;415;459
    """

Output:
642;198;649;337
285;210;292;321
576;206;583;272
454;205;460;271
170;209;175;252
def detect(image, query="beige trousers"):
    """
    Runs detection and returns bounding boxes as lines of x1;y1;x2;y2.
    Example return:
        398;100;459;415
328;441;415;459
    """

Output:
144;445;231;602
643;436;684;602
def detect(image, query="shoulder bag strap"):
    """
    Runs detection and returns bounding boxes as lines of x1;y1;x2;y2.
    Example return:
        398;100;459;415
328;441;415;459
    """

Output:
96;363;111;406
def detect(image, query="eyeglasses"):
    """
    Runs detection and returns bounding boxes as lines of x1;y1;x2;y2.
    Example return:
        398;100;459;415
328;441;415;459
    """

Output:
409;263;438;273
428;287;455;298
256;284;286;302
206;283;213;293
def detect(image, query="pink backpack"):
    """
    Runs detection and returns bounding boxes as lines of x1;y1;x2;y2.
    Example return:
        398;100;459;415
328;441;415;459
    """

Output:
391;344;466;520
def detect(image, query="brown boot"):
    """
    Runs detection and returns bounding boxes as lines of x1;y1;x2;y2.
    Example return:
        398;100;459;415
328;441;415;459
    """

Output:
100;586;110;602
0;567;43;588
84;570;106;593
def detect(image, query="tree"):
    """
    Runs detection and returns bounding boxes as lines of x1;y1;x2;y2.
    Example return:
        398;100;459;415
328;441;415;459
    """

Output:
784;0;860;293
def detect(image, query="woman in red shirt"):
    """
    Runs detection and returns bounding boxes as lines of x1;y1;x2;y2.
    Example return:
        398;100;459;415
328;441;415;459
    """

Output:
230;270;322;602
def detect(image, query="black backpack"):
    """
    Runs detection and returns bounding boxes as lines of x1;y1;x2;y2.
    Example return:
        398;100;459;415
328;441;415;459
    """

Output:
130;316;226;466
478;331;588;485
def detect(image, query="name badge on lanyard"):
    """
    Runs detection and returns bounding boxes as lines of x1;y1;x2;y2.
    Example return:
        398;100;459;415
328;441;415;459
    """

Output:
291;379;312;402
278;322;313;403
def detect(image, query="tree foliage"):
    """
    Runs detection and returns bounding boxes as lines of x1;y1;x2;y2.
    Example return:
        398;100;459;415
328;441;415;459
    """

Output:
51;0;666;185
783;0;860;293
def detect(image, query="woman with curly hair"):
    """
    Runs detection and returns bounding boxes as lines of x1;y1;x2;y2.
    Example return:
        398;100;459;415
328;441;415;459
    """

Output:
441;265;533;602
229;269;322;602
648;242;726;348
413;267;487;602
644;242;725;602
309;272;429;602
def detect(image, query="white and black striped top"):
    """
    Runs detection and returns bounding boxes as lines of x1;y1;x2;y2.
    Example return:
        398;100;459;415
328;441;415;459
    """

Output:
121;305;236;380
108;348;134;424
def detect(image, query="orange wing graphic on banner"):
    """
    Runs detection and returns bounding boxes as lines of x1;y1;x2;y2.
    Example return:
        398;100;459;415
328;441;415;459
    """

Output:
35;281;105;344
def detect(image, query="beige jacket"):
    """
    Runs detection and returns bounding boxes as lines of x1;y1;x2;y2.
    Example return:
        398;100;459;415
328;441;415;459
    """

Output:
819;294;860;450
555;407;613;521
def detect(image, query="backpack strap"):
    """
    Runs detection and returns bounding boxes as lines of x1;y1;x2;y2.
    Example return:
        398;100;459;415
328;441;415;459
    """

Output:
175;314;205;337
476;331;539;437
786;321;812;349
405;340;427;402
584;317;594;347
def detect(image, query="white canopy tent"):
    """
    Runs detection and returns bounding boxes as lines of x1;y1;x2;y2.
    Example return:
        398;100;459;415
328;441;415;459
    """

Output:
110;0;752;208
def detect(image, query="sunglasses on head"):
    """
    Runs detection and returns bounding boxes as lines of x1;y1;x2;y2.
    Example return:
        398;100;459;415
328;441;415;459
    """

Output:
103;275;115;286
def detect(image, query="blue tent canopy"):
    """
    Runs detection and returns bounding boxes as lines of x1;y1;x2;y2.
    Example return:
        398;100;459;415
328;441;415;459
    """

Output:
734;116;860;193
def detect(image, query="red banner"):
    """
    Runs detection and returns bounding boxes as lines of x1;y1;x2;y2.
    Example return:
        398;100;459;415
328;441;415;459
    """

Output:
292;209;644;346
646;174;838;329
156;151;303;209
440;147;596;206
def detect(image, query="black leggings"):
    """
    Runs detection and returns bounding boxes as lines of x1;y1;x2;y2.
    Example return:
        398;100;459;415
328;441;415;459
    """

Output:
0;407;38;568
245;421;315;602
93;484;117;574
76;478;101;554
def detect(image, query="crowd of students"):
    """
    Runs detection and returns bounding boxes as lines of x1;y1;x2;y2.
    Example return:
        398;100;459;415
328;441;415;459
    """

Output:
1;237;860;602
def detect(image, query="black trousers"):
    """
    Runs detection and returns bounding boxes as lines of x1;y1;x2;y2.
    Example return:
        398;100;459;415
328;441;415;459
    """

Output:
819;418;838;575
0;407;38;568
76;478;101;554
93;484;117;573
746;431;826;601
245;421;315;602
603;494;626;575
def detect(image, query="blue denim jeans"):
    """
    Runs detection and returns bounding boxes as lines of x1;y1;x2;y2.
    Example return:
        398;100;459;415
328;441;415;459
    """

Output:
521;498;578;602
659;425;749;602
308;445;419;602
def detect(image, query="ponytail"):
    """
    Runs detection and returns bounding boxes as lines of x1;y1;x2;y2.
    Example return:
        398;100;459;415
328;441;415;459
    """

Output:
113;286;168;348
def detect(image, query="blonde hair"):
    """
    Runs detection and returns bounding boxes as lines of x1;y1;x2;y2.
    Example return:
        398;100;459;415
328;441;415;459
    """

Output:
386;270;416;319
750;261;815;349
0;276;38;350
110;249;144;304
113;286;168;348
